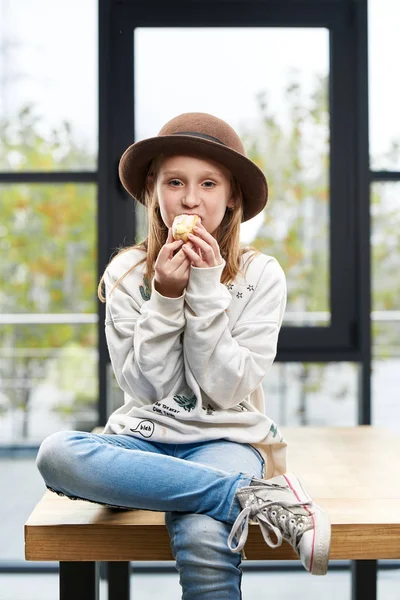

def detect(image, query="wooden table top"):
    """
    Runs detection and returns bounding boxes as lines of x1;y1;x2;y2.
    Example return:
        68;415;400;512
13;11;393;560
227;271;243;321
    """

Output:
25;426;400;561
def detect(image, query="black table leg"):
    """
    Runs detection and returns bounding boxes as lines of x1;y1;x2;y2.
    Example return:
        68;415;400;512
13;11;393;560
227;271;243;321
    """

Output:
60;561;100;600
108;562;131;600
351;560;377;600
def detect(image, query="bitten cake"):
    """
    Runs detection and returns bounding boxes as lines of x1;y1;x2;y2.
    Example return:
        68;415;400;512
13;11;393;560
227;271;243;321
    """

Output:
172;214;201;242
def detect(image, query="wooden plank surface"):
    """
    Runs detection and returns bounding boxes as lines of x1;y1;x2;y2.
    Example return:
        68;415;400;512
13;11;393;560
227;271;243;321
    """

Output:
25;426;400;561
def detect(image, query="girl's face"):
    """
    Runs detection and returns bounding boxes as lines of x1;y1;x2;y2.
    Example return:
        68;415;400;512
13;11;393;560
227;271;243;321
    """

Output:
155;154;235;237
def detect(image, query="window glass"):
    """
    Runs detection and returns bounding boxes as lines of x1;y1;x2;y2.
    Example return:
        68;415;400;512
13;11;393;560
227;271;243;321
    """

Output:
264;362;358;427
371;182;400;432
0;0;97;171
368;0;400;170
0;183;98;444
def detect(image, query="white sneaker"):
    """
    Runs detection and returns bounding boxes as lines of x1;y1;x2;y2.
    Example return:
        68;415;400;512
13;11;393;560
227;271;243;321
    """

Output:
228;472;331;575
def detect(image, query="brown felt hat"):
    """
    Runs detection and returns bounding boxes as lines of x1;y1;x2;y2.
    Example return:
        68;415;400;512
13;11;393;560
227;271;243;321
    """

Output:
119;112;268;222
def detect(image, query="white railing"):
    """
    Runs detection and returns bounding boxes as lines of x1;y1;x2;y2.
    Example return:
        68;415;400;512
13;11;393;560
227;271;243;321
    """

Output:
0;314;98;324
1;311;399;325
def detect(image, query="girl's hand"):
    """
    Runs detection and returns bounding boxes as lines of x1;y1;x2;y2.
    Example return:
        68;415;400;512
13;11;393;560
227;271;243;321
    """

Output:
182;222;224;268
154;229;192;298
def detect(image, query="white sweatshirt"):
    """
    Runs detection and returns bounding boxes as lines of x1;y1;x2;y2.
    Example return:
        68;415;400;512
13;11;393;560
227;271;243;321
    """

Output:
102;247;288;479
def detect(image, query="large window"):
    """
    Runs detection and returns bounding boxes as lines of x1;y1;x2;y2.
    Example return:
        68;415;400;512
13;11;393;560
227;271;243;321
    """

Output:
3;3;395;596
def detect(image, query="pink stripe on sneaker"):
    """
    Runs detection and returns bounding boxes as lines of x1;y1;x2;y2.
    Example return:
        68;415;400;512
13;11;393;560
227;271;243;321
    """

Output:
283;474;315;574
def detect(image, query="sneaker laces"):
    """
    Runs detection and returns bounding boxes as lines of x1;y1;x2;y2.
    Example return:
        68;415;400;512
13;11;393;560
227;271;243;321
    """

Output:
228;497;313;553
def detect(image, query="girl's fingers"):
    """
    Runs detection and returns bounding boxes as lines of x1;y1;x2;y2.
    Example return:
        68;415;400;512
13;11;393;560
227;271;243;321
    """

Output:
169;247;190;272
192;223;219;251
187;233;215;262
168;237;183;250
171;241;196;266
182;243;204;267
160;238;184;258
174;257;191;279
172;246;186;261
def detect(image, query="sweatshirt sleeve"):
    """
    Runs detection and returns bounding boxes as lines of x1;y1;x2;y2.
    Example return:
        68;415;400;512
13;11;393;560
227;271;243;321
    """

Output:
183;256;287;410
104;266;187;403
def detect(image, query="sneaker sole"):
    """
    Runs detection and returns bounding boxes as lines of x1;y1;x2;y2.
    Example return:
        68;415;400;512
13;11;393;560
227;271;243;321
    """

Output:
283;473;331;576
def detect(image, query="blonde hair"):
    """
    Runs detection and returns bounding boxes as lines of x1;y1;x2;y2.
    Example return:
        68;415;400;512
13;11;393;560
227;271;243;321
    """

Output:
98;155;259;303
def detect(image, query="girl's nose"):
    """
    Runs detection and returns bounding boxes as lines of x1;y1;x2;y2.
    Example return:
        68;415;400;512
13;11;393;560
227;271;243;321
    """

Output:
182;191;200;207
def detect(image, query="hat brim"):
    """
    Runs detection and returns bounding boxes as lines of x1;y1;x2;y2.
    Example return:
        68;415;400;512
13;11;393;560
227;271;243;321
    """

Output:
119;134;268;222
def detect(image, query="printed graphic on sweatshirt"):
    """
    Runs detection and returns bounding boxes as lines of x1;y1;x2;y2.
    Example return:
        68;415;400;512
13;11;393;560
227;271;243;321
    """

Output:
139;277;151;301
173;393;197;412
202;403;215;416
130;419;155;438
152;401;180;419
226;282;255;297
269;422;285;443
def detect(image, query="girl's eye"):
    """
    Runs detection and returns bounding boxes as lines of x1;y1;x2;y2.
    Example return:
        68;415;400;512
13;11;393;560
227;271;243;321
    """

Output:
202;181;215;188
169;179;182;187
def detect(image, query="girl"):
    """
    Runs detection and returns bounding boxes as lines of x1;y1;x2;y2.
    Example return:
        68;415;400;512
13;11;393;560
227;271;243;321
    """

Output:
36;112;331;598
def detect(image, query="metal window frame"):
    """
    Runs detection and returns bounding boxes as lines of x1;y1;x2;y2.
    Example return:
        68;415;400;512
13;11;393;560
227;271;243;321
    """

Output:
101;0;365;355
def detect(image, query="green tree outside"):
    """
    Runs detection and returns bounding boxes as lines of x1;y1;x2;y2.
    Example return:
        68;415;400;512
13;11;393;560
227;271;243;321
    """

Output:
0;105;97;438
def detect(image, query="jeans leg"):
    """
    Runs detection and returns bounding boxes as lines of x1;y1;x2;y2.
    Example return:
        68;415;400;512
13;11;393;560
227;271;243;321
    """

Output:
165;440;264;600
166;513;242;600
36;431;252;523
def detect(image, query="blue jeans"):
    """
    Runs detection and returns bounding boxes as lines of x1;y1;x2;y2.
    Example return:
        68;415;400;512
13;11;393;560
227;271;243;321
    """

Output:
36;431;265;600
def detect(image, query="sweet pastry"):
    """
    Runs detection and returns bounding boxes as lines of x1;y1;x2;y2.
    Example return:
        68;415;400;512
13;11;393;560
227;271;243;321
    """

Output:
172;214;201;242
